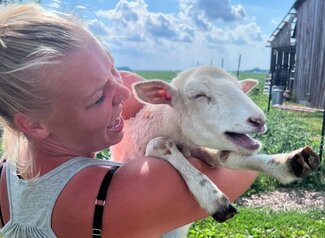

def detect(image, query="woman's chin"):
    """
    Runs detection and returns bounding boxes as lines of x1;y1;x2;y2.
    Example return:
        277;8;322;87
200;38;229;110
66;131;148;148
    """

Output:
107;131;124;147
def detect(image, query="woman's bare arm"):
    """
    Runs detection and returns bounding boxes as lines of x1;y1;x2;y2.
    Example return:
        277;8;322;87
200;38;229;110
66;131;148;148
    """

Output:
105;155;257;237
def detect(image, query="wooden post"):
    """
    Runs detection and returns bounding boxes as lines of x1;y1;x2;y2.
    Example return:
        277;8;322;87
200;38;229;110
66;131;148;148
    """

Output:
236;54;241;78
268;49;276;111
320;101;325;162
316;100;324;186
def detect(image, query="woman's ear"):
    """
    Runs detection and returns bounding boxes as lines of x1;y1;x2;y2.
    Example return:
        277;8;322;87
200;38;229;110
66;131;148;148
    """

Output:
13;112;50;139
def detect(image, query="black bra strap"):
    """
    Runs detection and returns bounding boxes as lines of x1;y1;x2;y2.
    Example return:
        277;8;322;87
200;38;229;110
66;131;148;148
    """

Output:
92;166;120;238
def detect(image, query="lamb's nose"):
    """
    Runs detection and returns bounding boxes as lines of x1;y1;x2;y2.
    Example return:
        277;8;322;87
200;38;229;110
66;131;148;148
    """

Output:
248;116;266;132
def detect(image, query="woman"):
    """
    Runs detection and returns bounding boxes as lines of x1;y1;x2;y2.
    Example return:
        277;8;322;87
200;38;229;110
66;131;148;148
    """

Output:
0;4;257;237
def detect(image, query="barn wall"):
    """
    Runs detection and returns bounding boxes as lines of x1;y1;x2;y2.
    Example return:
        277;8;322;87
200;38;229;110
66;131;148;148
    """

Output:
294;0;325;108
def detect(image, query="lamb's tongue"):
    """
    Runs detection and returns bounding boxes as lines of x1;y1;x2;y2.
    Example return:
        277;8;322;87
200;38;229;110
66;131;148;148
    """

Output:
227;132;259;150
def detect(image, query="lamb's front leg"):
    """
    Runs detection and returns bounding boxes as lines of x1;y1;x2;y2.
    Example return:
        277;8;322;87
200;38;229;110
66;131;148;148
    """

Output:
145;137;237;222
195;147;320;184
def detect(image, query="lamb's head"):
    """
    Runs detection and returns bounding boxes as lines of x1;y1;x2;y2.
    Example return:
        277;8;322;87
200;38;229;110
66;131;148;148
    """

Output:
133;65;266;155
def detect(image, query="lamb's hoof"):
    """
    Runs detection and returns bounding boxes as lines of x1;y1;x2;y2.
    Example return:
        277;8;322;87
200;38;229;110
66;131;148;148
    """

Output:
289;146;320;177
212;204;238;223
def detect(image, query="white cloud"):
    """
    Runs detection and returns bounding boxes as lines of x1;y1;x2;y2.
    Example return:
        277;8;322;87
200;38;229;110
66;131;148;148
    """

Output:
231;4;246;19
94;0;269;70
271;19;279;26
178;0;247;30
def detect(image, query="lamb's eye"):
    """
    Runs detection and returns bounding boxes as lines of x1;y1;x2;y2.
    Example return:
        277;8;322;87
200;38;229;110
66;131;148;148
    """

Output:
190;94;211;102
193;94;207;99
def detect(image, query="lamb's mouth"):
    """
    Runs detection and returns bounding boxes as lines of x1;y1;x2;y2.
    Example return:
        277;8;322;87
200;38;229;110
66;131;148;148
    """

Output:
224;132;260;151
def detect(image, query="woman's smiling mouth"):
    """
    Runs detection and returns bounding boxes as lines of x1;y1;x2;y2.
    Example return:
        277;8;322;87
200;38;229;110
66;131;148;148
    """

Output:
107;116;124;132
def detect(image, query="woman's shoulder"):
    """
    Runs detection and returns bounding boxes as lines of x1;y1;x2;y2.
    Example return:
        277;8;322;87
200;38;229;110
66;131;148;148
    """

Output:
52;162;119;237
53;156;208;237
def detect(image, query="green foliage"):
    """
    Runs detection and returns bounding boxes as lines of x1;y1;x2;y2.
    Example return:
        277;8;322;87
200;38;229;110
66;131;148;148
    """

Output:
257;111;318;153
188;208;325;238
237;72;267;81
96;149;111;160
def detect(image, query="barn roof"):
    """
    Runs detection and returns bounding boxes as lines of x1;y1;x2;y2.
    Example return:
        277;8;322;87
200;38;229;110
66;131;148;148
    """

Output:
267;0;307;46
293;0;307;10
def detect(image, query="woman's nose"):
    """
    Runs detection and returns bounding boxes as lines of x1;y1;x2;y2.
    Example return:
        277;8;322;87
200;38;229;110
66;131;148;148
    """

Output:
113;83;131;106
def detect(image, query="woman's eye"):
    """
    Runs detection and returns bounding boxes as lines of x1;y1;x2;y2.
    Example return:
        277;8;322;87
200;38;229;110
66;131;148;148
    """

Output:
95;95;105;105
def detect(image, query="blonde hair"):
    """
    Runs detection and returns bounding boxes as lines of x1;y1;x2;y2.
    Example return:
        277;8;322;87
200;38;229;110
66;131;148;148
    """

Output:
0;3;88;177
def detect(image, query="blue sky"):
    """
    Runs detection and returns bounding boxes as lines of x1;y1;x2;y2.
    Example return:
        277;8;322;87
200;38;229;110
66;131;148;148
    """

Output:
41;0;294;71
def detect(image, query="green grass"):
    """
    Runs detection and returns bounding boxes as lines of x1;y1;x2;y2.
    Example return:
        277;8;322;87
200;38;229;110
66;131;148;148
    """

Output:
249;92;324;192
188;208;325;238
134;70;177;82
1;209;324;238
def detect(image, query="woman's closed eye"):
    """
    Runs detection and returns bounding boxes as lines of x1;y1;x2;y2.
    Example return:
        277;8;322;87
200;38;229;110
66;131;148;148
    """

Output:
95;95;105;105
94;86;110;105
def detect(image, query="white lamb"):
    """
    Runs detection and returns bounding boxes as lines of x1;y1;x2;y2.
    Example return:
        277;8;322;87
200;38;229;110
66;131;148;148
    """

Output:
112;65;320;238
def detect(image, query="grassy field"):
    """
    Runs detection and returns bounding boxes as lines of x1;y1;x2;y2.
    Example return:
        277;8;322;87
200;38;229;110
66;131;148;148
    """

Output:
188;208;325;238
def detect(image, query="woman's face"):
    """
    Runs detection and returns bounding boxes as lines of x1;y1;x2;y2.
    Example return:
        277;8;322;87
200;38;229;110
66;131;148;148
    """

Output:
42;36;130;156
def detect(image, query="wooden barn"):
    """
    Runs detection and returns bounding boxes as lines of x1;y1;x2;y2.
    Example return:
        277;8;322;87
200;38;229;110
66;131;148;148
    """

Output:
267;0;325;109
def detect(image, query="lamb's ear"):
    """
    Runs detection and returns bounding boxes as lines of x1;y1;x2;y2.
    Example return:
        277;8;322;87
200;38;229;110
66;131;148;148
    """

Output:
239;79;258;94
132;80;178;105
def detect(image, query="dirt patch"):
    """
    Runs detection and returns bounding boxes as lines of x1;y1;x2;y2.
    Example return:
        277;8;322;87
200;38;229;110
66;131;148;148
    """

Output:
236;188;325;211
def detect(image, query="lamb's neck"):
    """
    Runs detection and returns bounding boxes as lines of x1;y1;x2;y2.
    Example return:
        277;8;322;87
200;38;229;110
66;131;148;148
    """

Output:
145;105;181;133
149;105;195;148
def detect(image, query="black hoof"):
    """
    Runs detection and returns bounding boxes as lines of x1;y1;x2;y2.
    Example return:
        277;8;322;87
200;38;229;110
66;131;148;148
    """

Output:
212;204;238;223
